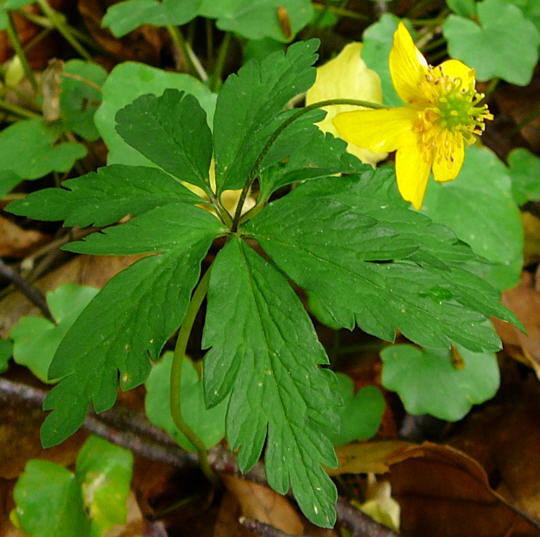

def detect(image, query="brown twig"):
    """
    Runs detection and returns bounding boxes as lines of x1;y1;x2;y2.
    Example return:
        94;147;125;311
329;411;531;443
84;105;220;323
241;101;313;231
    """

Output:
239;517;304;537
336;499;401;537
0;259;53;321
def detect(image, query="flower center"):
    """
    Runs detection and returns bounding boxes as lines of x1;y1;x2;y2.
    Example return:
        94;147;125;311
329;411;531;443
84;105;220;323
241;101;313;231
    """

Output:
434;75;493;142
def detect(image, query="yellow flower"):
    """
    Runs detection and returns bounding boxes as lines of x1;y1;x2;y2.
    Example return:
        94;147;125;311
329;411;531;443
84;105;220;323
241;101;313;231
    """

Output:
333;23;493;209
306;42;387;167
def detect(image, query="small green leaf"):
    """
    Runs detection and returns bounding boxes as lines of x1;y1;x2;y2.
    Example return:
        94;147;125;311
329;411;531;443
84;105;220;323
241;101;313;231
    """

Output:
11;284;99;383
244;38;285;62
446;0;477;17
102;0;201;37
13;460;90;537
0;119;86;180
0;338;13;373
40;205;221;447
0;170;22;196
115;89;213;191
60;60;107;141
94;62;216;166
213;39;318;191
247;169;517;353
200;0;314;41
203;237;338;527
504;0;540;37
7;165;201;227
145;352;227;451
331;374;385;446
443;0;539;85
381;344;500;421
423;146;523;290
362;14;403;107
76;436;133;537
508;147;540;205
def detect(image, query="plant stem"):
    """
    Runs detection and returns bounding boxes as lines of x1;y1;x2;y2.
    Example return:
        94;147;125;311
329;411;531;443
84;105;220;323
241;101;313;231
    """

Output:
212;32;231;92
5;12;38;92
35;0;92;60
0;99;41;119
167;25;208;82
312;3;369;21
170;267;216;483
61;72;102;92
231;98;386;231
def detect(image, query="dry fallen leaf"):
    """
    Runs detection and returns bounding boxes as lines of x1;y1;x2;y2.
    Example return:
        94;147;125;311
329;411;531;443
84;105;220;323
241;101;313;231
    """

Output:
0;217;49;258
0;254;142;337
493;269;540;377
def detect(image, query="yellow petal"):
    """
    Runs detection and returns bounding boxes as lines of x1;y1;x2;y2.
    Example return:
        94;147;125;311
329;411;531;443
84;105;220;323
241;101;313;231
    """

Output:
306;42;386;166
432;132;464;182
438;59;476;92
389;22;429;105
395;134;433;209
333;107;416;153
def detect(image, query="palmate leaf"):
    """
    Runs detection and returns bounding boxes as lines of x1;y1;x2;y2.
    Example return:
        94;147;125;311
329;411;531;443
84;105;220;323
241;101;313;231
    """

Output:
246;169;518;353
115;89;213;191
213;39;319;191
203;237;338;527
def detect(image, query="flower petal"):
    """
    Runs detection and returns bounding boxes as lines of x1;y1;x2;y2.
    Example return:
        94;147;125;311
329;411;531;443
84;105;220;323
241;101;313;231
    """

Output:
432;132;464;182
389;22;429;105
306;42;385;166
395;135;433;210
438;59;476;92
333;107;416;153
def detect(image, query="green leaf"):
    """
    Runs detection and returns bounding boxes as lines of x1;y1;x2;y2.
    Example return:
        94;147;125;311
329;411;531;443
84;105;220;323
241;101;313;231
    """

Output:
247;169;517;353
443;0;539;85
331;375;385;446
60;60;107;141
213;39;318;191
381;344;499;421
145;352;227;451
76;436;133;537
362;14;403;107
94;62;216;166
40;205;222;447
505;0;540;37
200;0;314;41
0;338;12;373
115;89;213;191
0;170;22;196
423;146;523;291
244;38;285;62
508;147;540;205
203;237;338;527
446;0;477;17
103;0;201;37
13;460;90;537
0;119;86;180
11;284;99;383
7;165;201;227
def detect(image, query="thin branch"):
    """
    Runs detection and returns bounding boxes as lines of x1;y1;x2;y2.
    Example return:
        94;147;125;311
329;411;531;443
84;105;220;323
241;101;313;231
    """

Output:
336;499;401;537
0;259;53;321
239;517;305;537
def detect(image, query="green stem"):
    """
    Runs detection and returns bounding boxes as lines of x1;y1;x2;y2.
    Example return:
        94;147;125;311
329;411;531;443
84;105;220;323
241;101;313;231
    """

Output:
170;267;216;483
35;0;92;60
421;36;446;53
231;98;386;231
5;12;37;92
312;3;369;21
0;99;41;119
61;72;102;93
167;25;208;82
212;33;231;92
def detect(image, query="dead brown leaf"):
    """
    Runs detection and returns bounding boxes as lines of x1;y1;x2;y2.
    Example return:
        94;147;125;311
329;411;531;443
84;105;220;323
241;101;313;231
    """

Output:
78;0;164;64
0;254;142;337
221;475;304;535
0;217;49;258
493;270;540;377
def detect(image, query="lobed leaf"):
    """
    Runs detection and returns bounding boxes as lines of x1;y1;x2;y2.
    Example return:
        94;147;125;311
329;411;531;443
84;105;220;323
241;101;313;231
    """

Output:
203;237;339;527
7;165;201;227
212;39;319;191
246;169;518;353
